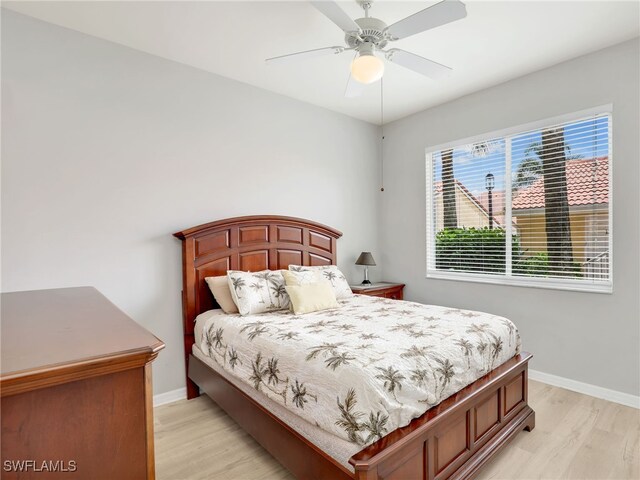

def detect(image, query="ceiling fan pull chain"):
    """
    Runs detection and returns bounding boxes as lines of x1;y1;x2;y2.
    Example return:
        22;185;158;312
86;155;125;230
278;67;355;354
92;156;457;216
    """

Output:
380;76;385;193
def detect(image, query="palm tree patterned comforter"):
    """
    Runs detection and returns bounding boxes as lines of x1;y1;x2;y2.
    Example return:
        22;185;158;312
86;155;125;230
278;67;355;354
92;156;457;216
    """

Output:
196;294;520;447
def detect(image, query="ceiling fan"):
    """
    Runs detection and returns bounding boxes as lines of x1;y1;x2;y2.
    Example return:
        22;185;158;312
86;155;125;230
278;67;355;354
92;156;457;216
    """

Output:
266;0;467;97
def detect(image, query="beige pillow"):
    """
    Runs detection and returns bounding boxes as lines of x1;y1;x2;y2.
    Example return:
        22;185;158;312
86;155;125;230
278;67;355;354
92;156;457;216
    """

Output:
282;269;317;286
285;282;339;315
205;276;239;314
288;265;353;300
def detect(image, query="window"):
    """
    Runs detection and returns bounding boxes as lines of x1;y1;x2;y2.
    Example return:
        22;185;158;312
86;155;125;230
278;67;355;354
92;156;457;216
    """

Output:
426;107;612;293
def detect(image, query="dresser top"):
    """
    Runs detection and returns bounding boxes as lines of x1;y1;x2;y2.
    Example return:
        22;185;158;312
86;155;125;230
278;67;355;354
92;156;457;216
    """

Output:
1;287;164;382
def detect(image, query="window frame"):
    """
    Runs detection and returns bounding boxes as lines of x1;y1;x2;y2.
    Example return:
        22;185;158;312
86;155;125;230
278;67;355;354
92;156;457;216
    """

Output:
425;105;613;294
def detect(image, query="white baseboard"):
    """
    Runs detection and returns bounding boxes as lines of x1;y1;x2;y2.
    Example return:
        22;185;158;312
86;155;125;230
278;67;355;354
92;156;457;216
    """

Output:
153;387;187;407
529;369;639;409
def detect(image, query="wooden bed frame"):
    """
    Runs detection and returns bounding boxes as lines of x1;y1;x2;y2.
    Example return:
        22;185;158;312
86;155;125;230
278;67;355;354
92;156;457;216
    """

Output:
174;215;535;480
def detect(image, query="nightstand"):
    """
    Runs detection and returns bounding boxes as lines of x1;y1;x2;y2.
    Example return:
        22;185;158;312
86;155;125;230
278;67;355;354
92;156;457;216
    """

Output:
350;282;405;300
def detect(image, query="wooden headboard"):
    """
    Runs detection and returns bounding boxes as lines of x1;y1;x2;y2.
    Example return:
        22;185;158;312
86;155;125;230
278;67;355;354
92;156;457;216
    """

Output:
173;215;342;397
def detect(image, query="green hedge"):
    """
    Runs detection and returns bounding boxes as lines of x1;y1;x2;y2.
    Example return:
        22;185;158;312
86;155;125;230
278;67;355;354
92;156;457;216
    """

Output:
512;252;583;278
435;227;518;274
435;227;582;277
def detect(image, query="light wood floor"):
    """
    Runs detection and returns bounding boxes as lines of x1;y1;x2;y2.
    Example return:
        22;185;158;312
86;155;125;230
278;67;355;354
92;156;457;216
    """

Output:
154;380;639;480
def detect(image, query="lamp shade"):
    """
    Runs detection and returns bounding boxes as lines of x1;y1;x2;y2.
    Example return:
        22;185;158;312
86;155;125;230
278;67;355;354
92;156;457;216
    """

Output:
355;252;376;266
351;53;384;84
351;42;384;84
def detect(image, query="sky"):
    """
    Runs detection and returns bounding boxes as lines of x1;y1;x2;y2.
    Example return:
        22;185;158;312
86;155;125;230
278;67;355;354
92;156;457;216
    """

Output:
431;115;610;197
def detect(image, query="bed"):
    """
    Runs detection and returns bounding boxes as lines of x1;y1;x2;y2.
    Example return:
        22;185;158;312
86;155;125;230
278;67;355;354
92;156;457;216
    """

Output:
174;215;535;480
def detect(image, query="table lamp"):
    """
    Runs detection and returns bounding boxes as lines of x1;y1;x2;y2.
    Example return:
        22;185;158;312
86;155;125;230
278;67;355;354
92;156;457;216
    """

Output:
355;252;376;285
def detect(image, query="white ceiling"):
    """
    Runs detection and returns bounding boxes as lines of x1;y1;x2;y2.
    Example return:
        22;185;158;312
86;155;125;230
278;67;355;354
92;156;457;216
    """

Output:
4;1;639;124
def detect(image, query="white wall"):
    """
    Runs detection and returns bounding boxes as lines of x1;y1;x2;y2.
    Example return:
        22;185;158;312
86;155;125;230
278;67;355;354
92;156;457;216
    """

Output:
380;39;640;397
3;9;639;400
1;10;381;395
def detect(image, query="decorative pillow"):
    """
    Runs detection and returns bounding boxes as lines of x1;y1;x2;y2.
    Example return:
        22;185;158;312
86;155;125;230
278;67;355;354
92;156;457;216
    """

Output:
288;265;353;300
285;282;339;315
205;276;239;314
227;270;290;316
282;269;317;286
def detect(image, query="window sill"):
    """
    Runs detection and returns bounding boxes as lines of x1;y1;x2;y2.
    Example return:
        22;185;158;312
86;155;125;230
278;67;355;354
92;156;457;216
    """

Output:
426;270;613;294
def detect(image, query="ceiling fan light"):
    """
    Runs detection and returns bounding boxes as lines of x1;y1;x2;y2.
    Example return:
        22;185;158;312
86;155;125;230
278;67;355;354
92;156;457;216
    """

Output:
351;53;384;84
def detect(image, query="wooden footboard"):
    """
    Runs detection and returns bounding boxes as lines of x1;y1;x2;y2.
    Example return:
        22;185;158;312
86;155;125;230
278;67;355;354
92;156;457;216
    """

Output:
189;351;534;480
349;352;535;480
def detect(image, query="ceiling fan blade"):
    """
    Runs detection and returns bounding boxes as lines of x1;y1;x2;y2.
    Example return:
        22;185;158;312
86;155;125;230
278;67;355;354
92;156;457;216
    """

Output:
310;1;361;34
344;71;365;98
385;49;451;80
386;0;467;40
266;46;345;65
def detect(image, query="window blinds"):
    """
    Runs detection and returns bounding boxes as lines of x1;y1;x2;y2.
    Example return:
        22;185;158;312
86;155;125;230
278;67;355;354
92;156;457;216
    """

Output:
426;111;611;292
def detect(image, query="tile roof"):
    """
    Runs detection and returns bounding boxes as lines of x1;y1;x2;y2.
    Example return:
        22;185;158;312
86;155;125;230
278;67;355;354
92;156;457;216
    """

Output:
512;157;608;210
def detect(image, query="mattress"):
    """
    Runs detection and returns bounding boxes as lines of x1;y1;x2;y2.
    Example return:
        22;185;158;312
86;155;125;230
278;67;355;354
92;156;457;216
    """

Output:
193;295;520;455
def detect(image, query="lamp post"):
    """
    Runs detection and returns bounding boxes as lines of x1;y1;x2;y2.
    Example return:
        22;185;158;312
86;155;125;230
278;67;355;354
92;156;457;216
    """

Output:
485;173;495;229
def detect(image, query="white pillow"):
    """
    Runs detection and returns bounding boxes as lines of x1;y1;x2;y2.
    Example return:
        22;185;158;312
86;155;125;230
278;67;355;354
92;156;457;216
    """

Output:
204;276;239;314
288;265;353;300
227;270;290;316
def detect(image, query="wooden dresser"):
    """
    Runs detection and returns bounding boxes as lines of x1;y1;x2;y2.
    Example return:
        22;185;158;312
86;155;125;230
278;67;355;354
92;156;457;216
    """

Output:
350;282;405;300
1;287;164;480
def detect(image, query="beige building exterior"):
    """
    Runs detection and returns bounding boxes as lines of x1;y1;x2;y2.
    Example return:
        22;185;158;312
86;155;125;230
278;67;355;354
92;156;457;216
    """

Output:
434;181;500;231
513;207;609;265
